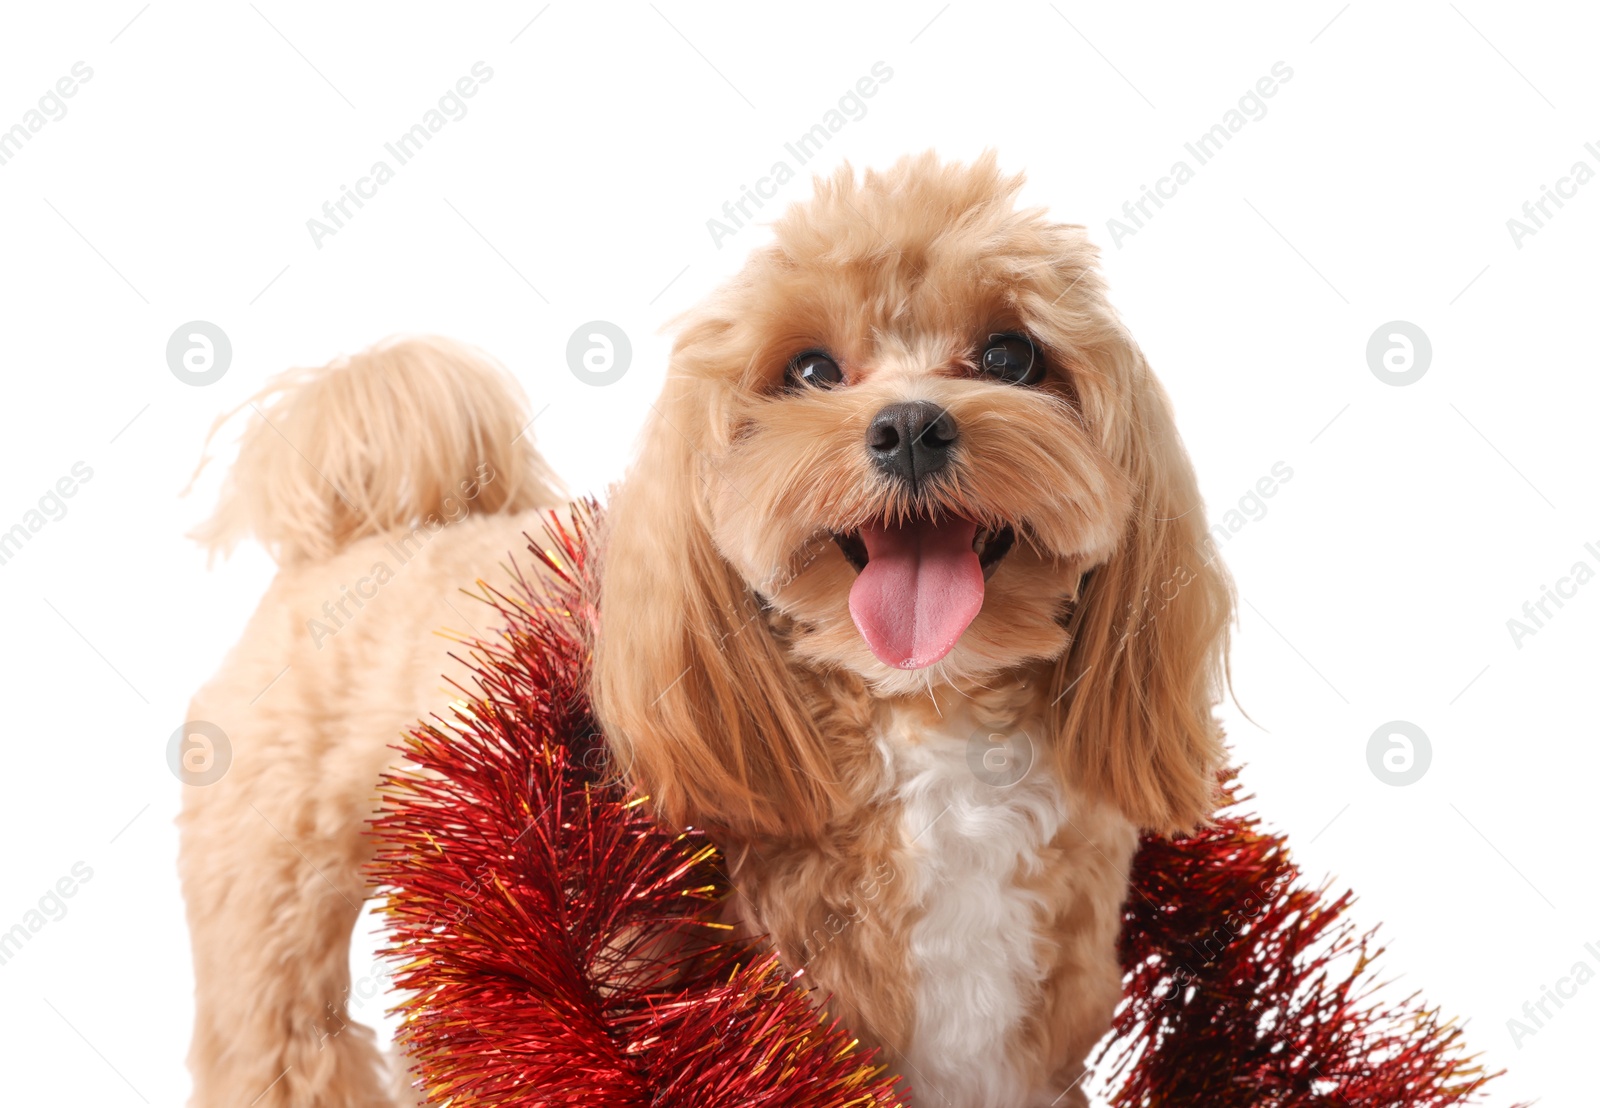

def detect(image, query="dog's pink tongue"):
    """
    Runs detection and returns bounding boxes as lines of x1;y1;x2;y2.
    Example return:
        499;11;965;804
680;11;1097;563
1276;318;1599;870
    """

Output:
849;518;984;669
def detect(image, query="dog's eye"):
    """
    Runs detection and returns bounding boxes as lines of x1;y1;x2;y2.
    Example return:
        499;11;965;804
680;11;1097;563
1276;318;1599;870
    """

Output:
787;351;843;390
979;333;1042;386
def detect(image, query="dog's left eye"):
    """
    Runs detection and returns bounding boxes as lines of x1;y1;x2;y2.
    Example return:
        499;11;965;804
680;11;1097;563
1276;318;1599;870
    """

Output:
979;333;1043;386
787;351;843;389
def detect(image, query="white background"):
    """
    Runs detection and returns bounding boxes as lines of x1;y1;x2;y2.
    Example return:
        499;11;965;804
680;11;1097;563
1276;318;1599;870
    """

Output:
1;2;1595;1104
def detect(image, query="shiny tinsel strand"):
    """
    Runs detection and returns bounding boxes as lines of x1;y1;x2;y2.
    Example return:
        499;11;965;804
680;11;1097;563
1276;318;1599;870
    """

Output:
373;505;1522;1107
370;504;905;1107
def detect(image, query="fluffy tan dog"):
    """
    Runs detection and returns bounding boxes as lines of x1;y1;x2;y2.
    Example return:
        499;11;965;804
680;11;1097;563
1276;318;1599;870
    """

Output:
181;153;1231;1108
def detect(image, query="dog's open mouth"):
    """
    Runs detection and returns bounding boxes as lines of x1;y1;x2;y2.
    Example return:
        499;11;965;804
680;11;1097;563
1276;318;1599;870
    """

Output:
834;523;1015;576
833;518;1016;670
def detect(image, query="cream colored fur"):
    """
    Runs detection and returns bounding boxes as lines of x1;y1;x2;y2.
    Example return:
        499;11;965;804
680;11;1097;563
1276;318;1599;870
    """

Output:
180;338;559;1107
878;703;1134;1108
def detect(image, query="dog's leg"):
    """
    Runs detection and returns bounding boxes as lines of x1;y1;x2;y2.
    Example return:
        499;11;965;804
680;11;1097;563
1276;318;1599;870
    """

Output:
179;708;395;1108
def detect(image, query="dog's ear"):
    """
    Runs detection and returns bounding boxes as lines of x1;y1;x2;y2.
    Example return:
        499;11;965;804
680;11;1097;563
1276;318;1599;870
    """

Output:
591;326;838;841
1047;343;1233;835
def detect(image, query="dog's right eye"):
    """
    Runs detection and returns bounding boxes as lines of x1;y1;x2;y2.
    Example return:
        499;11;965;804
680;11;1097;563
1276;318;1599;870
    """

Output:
980;333;1043;386
787;351;843;390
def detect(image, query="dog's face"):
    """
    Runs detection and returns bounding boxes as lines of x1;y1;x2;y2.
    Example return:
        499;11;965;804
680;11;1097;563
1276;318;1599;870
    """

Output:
693;172;1135;693
595;154;1230;838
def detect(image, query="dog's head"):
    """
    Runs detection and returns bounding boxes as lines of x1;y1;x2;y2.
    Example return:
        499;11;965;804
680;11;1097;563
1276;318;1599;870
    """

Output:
593;153;1231;839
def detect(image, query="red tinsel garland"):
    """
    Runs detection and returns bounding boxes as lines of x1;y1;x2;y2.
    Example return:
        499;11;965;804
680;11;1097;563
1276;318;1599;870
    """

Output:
371;510;903;1107
370;509;1520;1107
1104;795;1517;1107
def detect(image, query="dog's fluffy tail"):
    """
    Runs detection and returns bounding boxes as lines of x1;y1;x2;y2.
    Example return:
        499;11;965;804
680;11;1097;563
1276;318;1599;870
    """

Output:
191;335;562;563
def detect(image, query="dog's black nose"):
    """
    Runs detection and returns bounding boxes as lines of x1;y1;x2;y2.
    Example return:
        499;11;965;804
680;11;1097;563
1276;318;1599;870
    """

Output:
867;400;957;486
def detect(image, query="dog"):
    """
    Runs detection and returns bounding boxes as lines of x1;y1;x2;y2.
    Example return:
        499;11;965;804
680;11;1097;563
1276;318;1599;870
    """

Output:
180;153;1231;1108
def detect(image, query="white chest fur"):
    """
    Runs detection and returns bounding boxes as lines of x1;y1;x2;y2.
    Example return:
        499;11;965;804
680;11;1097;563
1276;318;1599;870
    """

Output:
876;706;1069;1108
